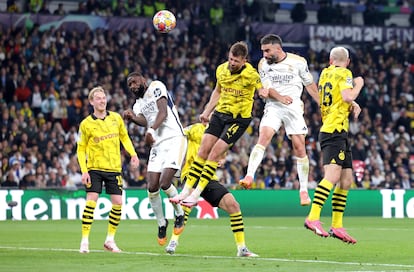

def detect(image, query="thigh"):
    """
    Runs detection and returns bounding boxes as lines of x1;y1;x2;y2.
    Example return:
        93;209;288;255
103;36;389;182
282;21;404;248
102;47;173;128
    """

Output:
91;170;123;195
260;106;282;132
87;170;104;194
200;180;229;207
319;131;347;166
147;136;186;173
284;102;308;136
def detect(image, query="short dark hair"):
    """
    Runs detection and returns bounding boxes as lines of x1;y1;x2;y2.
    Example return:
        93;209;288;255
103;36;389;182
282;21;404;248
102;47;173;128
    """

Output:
230;41;248;58
127;71;143;79
260;34;283;46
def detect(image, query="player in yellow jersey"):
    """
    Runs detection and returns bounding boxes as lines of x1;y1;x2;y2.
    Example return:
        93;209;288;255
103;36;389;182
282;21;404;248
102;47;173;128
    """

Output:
77;86;140;253
304;47;364;244
165;123;258;257
170;41;262;207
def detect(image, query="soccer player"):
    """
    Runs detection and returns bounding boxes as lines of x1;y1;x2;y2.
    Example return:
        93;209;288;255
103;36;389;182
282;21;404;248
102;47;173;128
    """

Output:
165;123;258;257
77;86;140;253
123;72;186;246
239;34;320;206
304;46;364;244
170;41;262;207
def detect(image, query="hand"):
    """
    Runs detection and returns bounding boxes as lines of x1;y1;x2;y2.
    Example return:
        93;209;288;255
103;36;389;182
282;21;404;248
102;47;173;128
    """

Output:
81;172;91;188
144;131;155;146
199;112;210;125
130;155;139;169
351;101;361;120
280;95;293;105
123;109;134;121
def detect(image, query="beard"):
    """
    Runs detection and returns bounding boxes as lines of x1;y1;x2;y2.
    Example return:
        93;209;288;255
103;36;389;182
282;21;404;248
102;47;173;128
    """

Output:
129;85;146;99
266;55;278;64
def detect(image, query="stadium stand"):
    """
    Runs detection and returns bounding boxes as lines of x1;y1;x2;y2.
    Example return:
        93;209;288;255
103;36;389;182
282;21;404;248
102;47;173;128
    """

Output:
0;0;413;190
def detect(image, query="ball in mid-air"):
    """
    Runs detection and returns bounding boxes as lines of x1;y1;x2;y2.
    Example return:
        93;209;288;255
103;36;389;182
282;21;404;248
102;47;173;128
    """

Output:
152;10;176;33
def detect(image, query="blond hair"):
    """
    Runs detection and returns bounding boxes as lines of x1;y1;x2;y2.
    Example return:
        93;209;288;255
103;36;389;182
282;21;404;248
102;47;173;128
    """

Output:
88;86;106;101
329;47;349;63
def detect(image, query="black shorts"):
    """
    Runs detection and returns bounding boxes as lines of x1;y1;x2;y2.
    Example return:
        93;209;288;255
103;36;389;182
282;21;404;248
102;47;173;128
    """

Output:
200;180;229;207
87;170;123;195
205;111;251;146
319;131;352;168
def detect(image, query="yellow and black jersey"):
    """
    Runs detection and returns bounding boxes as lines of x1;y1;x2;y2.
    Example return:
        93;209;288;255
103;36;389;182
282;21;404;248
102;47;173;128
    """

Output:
181;123;219;181
318;65;354;133
215;62;262;118
77;111;137;173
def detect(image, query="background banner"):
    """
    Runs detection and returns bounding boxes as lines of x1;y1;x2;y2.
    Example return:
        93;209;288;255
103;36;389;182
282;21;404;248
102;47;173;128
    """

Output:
1;189;413;220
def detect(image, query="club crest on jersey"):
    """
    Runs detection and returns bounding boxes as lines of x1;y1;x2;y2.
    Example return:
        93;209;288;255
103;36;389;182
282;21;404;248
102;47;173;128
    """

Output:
154;88;162;98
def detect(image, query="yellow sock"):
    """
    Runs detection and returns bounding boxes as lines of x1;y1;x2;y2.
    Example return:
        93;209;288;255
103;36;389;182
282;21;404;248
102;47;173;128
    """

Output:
107;204;122;241
230;212;245;248
81;200;96;240
184;155;206;190
331;187;348;228
182;206;192;226
308;179;333;221
194;160;218;195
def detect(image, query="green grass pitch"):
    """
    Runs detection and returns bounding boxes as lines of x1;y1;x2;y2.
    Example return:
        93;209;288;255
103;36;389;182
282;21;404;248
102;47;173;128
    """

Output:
0;217;413;272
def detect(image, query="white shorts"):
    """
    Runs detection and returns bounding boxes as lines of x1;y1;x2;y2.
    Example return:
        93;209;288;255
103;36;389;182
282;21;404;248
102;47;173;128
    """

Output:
260;101;308;136
147;135;187;173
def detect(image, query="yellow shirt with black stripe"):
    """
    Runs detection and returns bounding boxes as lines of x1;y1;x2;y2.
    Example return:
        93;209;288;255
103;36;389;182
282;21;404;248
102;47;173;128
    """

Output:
215;62;262;118
77;111;137;173
318;65;354;133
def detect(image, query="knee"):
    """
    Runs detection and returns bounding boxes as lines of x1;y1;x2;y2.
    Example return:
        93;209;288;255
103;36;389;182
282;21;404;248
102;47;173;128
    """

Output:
226;200;240;214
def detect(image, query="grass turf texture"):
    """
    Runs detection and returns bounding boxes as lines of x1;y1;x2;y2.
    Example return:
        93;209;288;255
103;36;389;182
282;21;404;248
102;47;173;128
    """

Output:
0;217;413;272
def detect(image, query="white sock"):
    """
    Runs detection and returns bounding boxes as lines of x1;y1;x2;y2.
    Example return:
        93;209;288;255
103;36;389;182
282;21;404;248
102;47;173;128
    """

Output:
148;190;166;226
296;156;309;192
163;185;184;216
105;235;114;242
246;144;266;178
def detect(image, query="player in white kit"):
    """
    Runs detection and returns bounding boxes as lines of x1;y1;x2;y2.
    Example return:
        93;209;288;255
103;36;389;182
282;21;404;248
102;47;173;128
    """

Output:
240;34;320;206
123;72;186;246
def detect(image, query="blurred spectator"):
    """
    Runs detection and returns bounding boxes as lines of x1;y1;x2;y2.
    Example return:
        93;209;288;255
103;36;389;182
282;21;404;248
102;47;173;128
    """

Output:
290;3;307;23
209;1;224;37
53;3;67;16
7;0;19;13
363;1;387;26
0;8;412;192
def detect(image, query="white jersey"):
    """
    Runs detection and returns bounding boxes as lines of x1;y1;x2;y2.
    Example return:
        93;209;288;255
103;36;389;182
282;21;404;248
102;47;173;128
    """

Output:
132;80;184;146
258;52;314;104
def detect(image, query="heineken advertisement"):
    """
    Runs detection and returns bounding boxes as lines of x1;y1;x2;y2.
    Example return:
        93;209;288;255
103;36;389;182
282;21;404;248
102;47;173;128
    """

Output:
0;189;413;221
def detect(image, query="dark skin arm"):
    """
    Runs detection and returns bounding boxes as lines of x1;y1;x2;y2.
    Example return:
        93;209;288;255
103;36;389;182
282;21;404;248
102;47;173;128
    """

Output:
144;97;168;145
123;110;147;127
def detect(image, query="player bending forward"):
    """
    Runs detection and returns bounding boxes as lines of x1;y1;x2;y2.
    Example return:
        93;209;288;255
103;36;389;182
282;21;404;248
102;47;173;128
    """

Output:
166;123;258;257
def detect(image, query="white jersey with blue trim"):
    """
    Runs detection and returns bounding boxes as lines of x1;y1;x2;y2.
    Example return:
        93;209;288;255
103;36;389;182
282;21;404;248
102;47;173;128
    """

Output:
259;52;314;103
132;80;184;145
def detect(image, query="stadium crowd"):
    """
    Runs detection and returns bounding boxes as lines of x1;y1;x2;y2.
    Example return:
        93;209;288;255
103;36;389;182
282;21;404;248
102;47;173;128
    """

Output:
0;0;413;191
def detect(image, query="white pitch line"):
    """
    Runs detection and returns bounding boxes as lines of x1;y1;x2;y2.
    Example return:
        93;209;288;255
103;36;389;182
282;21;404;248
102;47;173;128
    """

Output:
0;245;413;269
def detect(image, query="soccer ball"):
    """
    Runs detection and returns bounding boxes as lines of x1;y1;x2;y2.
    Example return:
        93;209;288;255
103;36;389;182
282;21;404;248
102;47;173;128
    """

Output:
152;10;176;33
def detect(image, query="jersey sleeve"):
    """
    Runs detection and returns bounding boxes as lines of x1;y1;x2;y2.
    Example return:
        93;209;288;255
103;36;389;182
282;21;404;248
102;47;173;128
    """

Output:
339;69;354;91
299;58;314;86
76;120;89;174
150;80;168;101
132;100;141;116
